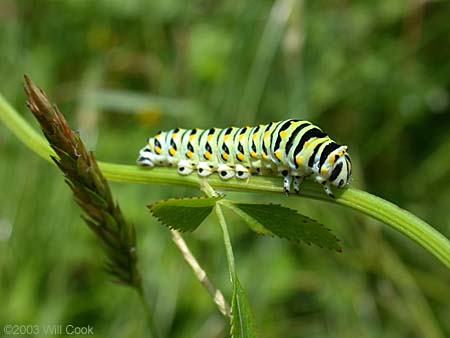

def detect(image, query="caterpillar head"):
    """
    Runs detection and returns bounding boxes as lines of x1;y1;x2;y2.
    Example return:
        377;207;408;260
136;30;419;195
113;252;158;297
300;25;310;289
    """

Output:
328;147;352;188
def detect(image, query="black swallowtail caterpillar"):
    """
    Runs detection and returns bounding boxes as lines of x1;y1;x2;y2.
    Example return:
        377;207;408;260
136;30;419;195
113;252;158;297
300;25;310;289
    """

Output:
137;119;352;197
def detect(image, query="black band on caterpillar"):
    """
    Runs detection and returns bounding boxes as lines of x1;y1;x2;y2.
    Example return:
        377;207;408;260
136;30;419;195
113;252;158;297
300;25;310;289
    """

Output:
137;119;352;197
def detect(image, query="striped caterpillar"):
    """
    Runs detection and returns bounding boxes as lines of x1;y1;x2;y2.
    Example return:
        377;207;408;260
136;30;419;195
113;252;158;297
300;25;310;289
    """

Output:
137;119;352;197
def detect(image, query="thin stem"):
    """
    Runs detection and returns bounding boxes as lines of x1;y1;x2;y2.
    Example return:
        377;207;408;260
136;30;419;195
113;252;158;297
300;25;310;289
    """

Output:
201;182;236;284
215;204;236;284
1;93;450;270
170;230;231;318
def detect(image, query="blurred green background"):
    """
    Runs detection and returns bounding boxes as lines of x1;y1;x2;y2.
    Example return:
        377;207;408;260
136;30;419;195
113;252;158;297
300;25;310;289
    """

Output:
1;0;449;337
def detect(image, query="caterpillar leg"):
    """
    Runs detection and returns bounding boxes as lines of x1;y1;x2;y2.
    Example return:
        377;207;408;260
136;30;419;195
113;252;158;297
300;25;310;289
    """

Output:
323;184;335;198
293;176;303;195
281;170;292;196
314;175;335;198
217;164;235;180
197;162;215;177
235;164;251;179
259;167;273;176
178;160;195;175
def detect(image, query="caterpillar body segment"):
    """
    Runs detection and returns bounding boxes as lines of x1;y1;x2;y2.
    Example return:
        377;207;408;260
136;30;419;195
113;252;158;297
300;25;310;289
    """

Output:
137;119;352;197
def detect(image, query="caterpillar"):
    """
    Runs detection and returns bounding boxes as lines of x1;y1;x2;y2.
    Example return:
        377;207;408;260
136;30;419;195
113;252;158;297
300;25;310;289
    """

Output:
137;119;352;197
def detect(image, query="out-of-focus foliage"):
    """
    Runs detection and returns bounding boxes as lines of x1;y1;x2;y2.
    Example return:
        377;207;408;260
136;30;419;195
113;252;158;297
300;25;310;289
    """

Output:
0;0;449;337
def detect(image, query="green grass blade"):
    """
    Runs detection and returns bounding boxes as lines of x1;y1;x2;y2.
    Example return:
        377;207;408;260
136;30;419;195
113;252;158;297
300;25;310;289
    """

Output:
237;0;295;124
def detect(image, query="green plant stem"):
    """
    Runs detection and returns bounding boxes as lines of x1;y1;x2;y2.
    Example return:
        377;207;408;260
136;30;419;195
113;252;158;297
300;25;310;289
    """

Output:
201;182;237;284
0;93;56;162
215;203;236;284
336;189;450;271
1;93;450;270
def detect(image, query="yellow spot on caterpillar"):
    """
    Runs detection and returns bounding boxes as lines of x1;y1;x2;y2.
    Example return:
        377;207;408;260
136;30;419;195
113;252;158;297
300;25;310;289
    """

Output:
207;134;213;141
189;134;195;141
222;152;229;161
275;150;281;160
237;152;244;161
204;151;211;160
262;152;268;160
264;131;270;138
169;147;176;156
239;133;245;141
250;151;257;158
186;150;193;158
304;141;310;147
224;135;229;141
279;130;286;138
155;146;161;154
296;156;302;166
320;167;327;174
252;132;258;140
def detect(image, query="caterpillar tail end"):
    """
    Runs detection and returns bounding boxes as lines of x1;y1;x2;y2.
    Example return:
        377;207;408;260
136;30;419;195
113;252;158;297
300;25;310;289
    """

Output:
137;148;154;167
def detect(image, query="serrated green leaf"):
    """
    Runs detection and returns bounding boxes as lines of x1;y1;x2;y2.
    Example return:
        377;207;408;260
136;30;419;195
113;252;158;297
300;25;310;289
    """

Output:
229;203;341;251
231;274;257;338
148;196;223;232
